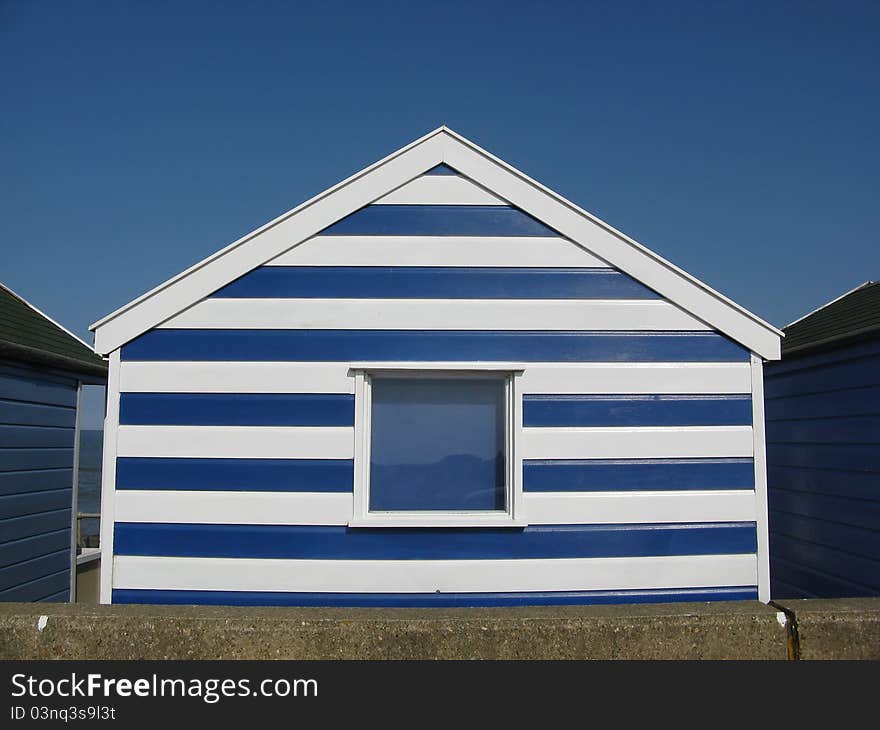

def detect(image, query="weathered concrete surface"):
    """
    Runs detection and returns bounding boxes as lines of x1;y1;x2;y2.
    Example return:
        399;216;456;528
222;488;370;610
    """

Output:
774;598;880;660
0;601;788;660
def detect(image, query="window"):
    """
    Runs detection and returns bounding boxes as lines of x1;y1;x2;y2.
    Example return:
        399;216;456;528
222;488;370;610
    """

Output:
351;366;524;527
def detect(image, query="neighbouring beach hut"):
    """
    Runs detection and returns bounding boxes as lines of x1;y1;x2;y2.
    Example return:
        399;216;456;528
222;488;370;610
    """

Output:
90;128;782;607
765;281;880;598
1;282;107;602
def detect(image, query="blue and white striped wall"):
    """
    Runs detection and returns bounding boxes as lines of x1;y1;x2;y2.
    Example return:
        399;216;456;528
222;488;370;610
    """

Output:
102;165;767;606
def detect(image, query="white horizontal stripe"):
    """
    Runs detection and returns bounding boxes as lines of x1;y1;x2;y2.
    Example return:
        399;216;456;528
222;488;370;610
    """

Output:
162;298;709;331
120;361;355;393
116;426;353;459
524;490;756;524
114;554;757;593
113;489;754;526
118;361;751;395
519;362;752;394
115;490;352;525
522;426;754;460
373;175;507;205
267;236;611;267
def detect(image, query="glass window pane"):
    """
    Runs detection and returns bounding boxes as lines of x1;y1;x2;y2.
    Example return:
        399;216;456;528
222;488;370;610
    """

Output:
369;376;506;511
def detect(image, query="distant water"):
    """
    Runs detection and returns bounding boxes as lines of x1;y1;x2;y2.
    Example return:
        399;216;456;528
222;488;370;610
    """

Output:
77;429;103;542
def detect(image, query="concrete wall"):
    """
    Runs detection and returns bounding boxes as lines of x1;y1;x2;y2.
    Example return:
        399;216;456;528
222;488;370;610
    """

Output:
1;599;877;660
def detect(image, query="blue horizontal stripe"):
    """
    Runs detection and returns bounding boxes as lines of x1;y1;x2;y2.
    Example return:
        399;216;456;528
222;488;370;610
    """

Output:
321;205;558;236
119;393;354;426
112;586;758;607
122;330;749;362
113;522;757;559
523;394;752;427
423;163;460;176
523;458;755;492
213;267;660;299
115;457;353;492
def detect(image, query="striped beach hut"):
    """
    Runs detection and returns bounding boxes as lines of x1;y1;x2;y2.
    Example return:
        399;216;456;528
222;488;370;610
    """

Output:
90;128;782;607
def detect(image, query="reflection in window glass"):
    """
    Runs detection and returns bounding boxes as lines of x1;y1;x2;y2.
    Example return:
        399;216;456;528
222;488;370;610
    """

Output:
369;377;506;511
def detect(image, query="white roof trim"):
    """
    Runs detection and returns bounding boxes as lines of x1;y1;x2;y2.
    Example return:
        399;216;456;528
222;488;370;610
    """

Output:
90;126;782;359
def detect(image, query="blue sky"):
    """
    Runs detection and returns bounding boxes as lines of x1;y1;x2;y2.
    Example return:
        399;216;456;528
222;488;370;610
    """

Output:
2;1;878;355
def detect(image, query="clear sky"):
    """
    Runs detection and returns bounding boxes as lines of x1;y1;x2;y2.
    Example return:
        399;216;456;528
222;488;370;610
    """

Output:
2;0;879;354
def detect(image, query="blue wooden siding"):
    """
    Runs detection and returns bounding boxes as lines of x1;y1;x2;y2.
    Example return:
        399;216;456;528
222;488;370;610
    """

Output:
213;267;661;299
114;522;756;559
765;337;880;598
113;586;758;607
122;330;749;362
119;393;354;426
116;457;353;492
0;363;75;602
522;394;752;427
115;457;755;494
321;204;558;236
523;458;755;492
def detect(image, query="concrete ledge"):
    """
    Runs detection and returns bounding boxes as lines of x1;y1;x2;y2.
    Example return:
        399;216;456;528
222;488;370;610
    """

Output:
0;601;789;660
774;598;880;660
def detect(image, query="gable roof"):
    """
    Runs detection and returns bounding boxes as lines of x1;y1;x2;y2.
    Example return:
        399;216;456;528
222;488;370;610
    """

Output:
1;282;107;378
90;127;782;359
782;280;880;356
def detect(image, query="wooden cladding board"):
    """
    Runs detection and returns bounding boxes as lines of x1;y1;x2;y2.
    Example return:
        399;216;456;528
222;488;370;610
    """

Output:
0;365;74;602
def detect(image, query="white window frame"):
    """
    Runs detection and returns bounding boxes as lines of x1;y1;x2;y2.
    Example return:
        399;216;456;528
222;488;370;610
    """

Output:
349;363;526;528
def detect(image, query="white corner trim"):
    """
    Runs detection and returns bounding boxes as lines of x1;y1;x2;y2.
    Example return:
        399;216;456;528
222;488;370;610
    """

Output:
751;354;771;603
90;126;781;359
98;349;121;604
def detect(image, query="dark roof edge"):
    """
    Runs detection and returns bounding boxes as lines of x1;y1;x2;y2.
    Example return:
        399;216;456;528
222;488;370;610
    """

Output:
782;322;880;358
0;338;108;379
